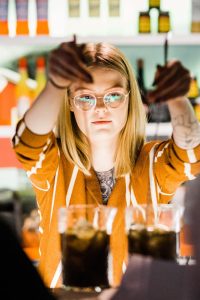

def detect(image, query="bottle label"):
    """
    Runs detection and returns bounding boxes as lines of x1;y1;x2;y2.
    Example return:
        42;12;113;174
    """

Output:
36;0;48;21
89;0;100;17
192;1;200;21
16;0;28;21
68;0;80;18
0;0;8;21
108;0;120;17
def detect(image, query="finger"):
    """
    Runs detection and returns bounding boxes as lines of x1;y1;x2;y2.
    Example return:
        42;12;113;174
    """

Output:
49;55;92;83
153;61;182;86
148;76;191;103
153;69;190;97
49;65;78;83
56;46;93;81
60;42;90;70
149;74;190;101
49;49;92;82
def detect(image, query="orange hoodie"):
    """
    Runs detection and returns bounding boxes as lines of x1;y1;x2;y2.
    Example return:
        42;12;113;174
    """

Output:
13;120;200;288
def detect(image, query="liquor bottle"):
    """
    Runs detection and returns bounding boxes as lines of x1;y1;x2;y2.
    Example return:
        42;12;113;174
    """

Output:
34;56;46;98
188;76;200;121
136;59;147;104
108;0;120;17
15;57;31;121
188;76;199;110
158;11;170;33
149;0;160;10
15;0;29;35
138;11;151;33
68;0;80;17
0;0;9;35
36;0;49;35
191;0;200;32
88;0;100;17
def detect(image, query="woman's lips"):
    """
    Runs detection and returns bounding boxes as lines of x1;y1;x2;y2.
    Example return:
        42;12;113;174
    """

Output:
92;121;112;125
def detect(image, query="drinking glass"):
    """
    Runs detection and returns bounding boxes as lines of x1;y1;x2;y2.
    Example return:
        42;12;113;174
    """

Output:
58;204;117;291
125;204;184;261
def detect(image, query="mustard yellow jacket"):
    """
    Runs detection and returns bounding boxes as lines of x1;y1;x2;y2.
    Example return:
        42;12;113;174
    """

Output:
13;120;200;288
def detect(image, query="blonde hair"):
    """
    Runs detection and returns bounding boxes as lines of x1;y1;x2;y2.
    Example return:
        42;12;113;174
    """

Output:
57;43;147;177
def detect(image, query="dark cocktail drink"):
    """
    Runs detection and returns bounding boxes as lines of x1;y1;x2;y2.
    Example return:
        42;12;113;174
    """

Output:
128;227;177;260
61;228;109;289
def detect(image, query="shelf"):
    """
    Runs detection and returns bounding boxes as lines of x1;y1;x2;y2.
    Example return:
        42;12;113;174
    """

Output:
0;123;173;138
0;34;200;47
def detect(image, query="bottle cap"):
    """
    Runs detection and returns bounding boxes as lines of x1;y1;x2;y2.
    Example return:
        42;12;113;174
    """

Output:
18;57;27;69
36;57;45;68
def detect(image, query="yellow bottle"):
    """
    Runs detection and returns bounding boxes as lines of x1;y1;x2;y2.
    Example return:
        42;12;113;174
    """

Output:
34;56;46;99
15;57;31;121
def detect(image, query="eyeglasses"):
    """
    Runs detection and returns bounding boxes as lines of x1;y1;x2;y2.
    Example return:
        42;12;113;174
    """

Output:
72;90;130;111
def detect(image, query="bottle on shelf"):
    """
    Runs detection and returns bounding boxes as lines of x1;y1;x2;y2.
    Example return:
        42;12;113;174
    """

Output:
34;56;46;99
191;0;200;33
194;97;200;122
136;59;147;104
108;0;120;17
36;0;49;35
188;76;199;104
138;11;151;33
15;57;31;123
15;0;29;35
188;76;200;121
0;0;9;35
88;0;100;17
149;0;160;10
68;0;80;17
158;11;171;33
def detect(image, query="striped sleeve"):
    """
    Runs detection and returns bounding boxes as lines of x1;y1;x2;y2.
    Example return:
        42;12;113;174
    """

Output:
12;119;59;192
154;139;200;195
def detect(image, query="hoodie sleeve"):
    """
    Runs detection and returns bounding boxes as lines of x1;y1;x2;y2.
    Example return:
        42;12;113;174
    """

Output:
12;119;59;192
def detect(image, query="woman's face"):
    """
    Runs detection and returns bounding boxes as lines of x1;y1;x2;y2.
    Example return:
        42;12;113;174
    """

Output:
69;67;129;144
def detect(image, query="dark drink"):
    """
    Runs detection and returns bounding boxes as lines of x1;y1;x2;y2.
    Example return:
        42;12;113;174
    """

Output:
128;227;177;260
61;228;109;289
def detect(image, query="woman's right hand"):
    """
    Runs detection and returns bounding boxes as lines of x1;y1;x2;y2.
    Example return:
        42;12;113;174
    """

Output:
48;36;93;89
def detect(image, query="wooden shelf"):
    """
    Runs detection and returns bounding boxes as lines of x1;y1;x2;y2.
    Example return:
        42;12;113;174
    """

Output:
0;34;200;47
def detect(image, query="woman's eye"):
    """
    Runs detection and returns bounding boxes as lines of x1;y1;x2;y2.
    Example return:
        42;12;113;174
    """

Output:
106;93;122;102
79;95;94;102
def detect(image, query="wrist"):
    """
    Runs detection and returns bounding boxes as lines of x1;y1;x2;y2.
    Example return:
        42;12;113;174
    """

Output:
48;76;69;90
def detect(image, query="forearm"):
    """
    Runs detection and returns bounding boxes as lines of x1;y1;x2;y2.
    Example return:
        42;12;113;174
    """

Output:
168;97;200;149
24;82;66;134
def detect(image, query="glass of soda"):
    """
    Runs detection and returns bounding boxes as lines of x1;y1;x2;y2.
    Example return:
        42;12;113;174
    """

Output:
125;204;184;261
58;204;117;291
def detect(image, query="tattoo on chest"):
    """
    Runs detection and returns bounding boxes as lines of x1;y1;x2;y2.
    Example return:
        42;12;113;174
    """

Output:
95;168;115;204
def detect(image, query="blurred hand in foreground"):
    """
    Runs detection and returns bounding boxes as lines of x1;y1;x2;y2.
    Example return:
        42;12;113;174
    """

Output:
48;35;93;88
147;60;191;104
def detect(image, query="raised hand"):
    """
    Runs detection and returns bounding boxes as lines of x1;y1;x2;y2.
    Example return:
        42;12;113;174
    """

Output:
147;61;191;104
48;36;93;89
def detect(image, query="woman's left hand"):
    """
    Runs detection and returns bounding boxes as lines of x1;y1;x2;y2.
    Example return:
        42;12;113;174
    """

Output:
147;60;191;104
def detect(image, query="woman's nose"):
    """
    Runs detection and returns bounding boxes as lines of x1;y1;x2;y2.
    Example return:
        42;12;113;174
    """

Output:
94;97;108;113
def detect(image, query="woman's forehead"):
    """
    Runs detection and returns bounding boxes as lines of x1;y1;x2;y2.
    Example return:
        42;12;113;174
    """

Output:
70;67;127;93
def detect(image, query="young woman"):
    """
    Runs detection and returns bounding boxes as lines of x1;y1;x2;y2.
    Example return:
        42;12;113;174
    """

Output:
13;39;200;288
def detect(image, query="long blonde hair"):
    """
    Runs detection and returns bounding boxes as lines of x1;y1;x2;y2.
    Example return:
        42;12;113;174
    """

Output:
57;43;147;177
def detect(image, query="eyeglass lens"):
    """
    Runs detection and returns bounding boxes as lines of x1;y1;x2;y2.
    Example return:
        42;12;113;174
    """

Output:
74;91;126;111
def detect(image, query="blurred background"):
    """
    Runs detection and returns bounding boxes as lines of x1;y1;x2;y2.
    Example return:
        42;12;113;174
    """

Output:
0;0;199;263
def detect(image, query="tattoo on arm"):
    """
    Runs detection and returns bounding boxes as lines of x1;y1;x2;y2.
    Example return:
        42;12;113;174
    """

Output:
171;113;200;149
